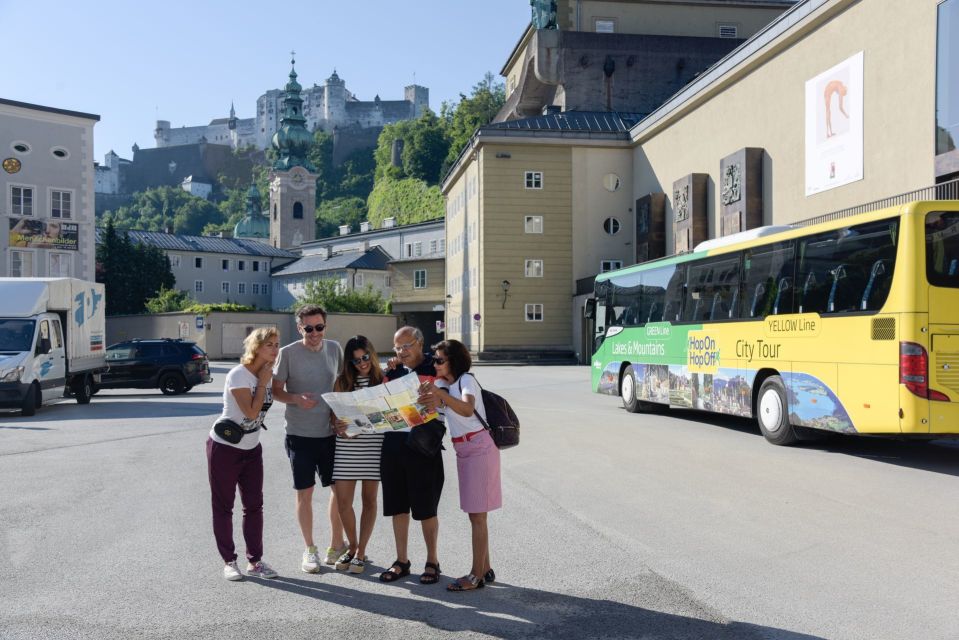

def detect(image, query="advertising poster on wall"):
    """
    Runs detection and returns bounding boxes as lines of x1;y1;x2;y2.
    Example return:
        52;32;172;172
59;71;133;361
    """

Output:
805;51;864;196
9;218;79;250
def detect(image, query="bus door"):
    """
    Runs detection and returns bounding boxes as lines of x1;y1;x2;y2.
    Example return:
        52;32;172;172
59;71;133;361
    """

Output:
924;210;959;431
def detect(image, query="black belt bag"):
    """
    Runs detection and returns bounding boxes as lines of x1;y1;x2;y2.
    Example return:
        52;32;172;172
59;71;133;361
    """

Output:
213;418;263;445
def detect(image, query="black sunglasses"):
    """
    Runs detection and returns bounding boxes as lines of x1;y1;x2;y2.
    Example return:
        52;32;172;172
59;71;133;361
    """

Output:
433;357;447;365
301;323;326;333
350;353;371;365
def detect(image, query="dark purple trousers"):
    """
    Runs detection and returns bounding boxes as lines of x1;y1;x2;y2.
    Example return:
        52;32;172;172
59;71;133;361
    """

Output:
206;438;264;563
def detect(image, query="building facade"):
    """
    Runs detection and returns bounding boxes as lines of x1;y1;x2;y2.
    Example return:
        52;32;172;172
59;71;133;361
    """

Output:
94;228;297;307
1;98;99;281
270;245;392;311
498;0;795;121
299;218;447;344
444;0;957;363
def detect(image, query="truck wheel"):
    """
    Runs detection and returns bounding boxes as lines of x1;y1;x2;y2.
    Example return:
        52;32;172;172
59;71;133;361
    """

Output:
159;373;187;396
756;375;798;446
21;383;39;416
73;375;93;405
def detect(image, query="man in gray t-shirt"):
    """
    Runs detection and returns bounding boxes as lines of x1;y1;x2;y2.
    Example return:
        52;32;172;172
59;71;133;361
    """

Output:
271;305;346;574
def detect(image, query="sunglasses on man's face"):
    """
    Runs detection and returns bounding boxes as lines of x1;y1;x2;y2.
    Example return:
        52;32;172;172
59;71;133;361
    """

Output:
351;353;371;365
300;323;326;334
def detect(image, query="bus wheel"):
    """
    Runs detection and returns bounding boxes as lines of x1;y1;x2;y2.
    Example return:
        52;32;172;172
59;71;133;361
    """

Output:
621;368;641;413
756;376;798;445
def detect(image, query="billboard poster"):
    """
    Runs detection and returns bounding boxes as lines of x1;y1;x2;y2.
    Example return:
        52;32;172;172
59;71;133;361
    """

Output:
9;218;79;250
805;51;864;196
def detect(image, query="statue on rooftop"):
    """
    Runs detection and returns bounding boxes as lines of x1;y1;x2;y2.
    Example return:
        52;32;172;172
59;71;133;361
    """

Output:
530;0;557;30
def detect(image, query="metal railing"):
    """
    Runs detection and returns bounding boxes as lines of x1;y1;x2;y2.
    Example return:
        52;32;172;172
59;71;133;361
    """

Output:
793;178;959;227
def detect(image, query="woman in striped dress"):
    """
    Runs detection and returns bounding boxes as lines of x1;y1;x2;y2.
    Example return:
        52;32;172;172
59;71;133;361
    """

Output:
330;335;385;574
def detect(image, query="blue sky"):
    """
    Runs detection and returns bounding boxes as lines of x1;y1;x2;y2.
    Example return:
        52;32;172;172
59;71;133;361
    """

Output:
1;1;531;161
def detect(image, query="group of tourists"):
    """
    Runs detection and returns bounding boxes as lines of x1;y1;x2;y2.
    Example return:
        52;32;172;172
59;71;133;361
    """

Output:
205;304;502;592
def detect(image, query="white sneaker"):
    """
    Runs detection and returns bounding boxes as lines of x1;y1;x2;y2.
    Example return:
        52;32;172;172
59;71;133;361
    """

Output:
223;560;243;581
302;546;321;573
324;543;349;565
246;560;278;579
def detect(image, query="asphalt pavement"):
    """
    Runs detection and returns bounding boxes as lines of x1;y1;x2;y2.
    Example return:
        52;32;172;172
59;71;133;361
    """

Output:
1;363;957;639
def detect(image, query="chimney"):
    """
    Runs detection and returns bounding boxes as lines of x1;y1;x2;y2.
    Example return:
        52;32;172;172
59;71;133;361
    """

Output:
323;246;332;259
362;240;370;252
360;221;371;232
382;217;396;229
339;224;350;236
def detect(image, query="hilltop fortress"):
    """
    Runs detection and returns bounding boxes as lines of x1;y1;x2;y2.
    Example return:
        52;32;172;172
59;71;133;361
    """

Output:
154;69;429;161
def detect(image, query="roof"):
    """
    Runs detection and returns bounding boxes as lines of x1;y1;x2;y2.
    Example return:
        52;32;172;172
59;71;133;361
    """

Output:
484;111;645;133
301;218;444;248
0;97;100;121
94;227;297;258
272;246;392;277
442;110;640;189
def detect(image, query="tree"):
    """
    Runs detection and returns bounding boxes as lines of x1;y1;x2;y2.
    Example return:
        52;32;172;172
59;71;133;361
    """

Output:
144;286;194;313
366;177;445;227
296;278;389;314
373;111;450;185
316;196;368;239
99;186;225;235
441;72;506;176
96;219;176;315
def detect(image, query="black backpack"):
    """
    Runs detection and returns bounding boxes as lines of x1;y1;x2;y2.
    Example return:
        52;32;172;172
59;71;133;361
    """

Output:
467;373;520;450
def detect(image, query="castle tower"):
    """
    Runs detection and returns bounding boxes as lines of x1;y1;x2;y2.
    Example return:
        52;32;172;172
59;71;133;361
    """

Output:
324;69;347;127
405;85;430;118
269;56;319;249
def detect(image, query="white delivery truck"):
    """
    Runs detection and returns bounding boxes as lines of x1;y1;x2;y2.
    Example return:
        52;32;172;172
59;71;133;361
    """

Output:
0;278;107;416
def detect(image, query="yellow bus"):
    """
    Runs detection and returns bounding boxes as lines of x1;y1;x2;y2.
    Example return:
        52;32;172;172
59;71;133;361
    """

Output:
586;199;959;445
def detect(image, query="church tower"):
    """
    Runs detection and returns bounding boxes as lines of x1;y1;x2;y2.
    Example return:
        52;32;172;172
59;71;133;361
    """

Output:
269;56;318;249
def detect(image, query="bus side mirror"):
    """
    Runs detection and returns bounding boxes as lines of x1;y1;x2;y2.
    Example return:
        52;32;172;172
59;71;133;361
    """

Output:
584;298;596;320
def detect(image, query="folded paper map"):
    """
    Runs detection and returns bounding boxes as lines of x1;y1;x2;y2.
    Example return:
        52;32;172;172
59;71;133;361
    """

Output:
322;372;440;436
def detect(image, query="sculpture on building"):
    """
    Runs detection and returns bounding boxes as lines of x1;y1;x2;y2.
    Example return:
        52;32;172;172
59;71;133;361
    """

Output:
530;0;558;30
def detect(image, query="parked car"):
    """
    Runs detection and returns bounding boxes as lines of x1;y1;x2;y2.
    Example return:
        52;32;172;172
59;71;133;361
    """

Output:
99;339;212;395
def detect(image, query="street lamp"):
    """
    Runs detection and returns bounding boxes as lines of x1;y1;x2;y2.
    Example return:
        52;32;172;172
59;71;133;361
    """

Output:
501;279;511;309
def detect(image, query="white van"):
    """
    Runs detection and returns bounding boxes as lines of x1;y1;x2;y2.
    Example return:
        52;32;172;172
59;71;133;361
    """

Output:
0;278;107;415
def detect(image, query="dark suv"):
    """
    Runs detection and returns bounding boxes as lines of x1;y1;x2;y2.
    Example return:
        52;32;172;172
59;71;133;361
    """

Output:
100;339;213;395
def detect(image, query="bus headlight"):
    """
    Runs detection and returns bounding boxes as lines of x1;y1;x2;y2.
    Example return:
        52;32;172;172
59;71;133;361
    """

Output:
0;366;24;382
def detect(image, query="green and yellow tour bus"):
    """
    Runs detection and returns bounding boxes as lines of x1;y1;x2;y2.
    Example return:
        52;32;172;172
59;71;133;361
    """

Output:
586;200;959;445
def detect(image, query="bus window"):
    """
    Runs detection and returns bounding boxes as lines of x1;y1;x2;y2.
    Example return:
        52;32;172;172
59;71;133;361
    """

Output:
684;257;740;322
798;218;898;314
926;211;959;288
611;271;643;326
661;265;686;323
743;242;795;317
639;266;671;324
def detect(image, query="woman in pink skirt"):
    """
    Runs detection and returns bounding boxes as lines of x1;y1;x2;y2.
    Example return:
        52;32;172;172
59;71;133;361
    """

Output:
426;339;501;592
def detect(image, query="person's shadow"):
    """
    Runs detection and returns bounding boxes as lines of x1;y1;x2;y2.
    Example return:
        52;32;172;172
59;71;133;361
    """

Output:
250;572;825;639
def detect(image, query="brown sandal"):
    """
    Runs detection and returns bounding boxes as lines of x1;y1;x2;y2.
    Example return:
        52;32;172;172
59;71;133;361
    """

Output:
420;561;441;584
379;559;411;583
447;574;485;591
